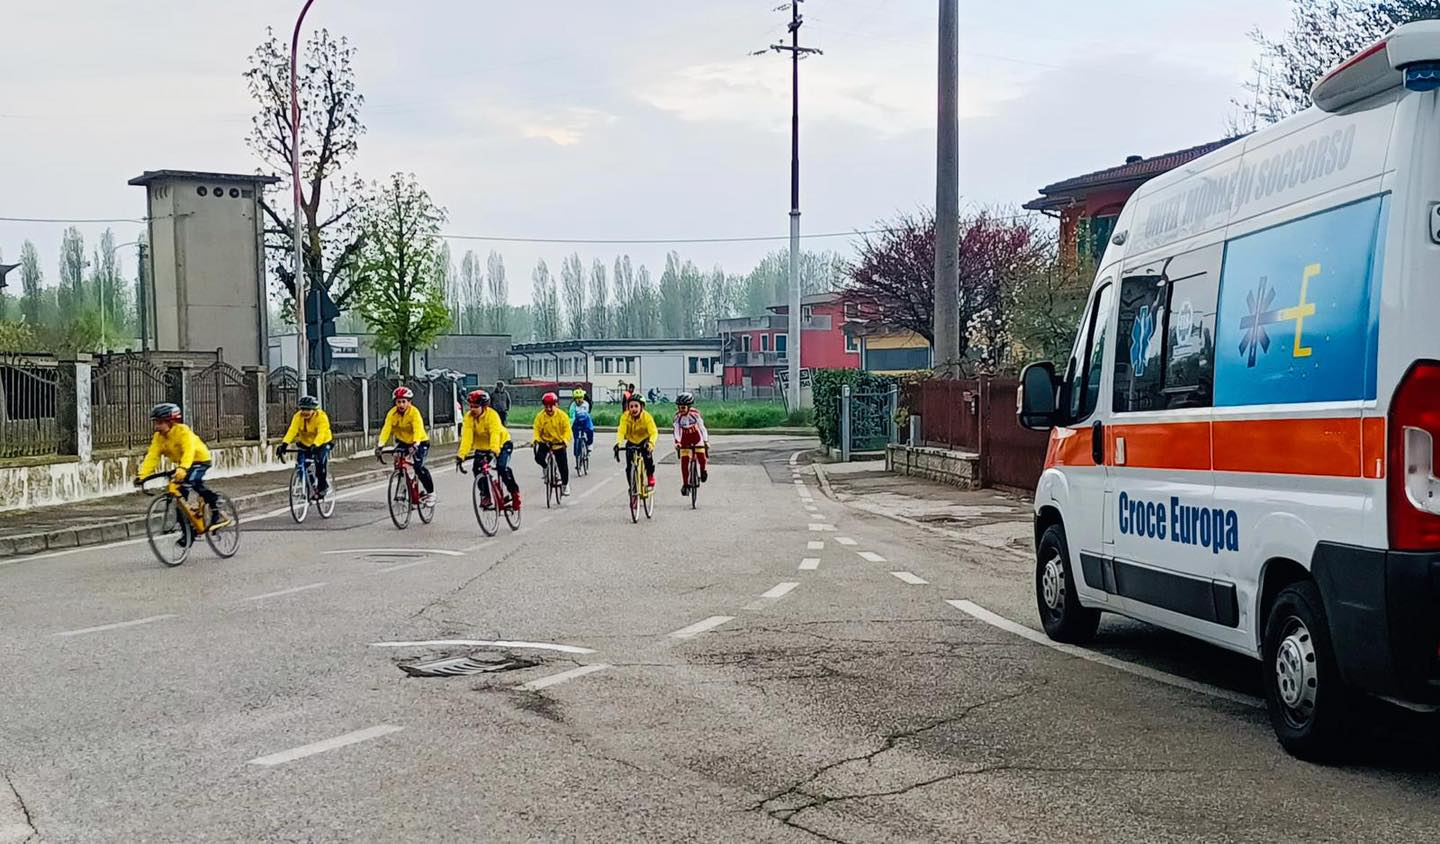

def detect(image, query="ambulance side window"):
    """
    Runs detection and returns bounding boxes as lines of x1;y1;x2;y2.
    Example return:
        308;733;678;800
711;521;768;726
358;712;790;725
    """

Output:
1068;281;1113;422
1111;244;1220;412
1161;266;1219;408
1113;275;1168;412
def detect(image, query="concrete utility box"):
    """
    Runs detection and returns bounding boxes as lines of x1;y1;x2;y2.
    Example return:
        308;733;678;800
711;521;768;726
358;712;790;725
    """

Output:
128;170;279;367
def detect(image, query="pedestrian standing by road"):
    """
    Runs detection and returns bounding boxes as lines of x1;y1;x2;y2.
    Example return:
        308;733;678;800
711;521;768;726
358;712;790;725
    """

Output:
492;380;512;425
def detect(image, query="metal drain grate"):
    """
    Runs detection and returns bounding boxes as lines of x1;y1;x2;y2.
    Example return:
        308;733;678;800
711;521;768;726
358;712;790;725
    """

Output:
399;653;538;678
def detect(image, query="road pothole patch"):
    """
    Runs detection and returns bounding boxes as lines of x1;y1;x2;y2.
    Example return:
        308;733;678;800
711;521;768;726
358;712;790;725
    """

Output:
397;650;539;678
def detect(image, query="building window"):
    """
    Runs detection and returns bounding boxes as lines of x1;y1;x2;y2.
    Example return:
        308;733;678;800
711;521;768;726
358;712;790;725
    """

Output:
689;356;699;374
845;334;859;353
742;335;752;353
843;301;859;319
626;356;637;374
775;334;787;358
1112;243;1221;413
802;305;813;320
761;334;771;352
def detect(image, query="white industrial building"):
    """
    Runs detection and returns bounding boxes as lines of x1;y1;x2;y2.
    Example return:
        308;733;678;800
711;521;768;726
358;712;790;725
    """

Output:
508;338;722;403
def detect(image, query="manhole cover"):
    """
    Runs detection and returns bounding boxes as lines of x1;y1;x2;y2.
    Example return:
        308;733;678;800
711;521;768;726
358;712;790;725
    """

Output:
398;652;538;678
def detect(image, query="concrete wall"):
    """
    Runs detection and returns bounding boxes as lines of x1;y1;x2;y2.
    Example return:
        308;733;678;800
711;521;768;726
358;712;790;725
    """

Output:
886;443;978;489
0;426;459;513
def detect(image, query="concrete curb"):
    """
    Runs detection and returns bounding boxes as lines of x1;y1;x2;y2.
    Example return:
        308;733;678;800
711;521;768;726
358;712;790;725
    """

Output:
0;464;396;559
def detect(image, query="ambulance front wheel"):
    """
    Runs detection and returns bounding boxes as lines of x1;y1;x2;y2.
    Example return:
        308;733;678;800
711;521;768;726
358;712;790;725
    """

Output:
1036;523;1100;644
1262;580;1353;761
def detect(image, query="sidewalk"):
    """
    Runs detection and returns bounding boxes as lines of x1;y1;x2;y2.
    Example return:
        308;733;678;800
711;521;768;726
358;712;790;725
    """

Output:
813;460;1034;559
0;456;394;558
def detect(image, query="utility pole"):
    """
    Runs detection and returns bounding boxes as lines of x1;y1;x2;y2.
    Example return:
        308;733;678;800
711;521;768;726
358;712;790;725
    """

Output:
757;1;821;410
292;0;318;397
934;0;960;377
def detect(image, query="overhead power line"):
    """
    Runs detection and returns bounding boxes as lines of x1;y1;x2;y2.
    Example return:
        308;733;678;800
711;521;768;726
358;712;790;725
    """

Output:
0;215;147;224
438;228;884;245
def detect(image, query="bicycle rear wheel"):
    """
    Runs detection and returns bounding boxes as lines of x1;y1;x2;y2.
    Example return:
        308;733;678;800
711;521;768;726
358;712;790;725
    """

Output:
417;476;436;524
317;475;336;519
388;472;411;529
503;482;522;531
473;474;498;536
288;469;309;523
643;483;655;519
204;493;242;559
145;495;191;568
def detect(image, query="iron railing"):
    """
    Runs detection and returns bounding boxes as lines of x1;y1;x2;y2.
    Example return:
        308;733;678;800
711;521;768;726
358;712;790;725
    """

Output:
190;361;252;441
0;355;59;458
92;354;175;451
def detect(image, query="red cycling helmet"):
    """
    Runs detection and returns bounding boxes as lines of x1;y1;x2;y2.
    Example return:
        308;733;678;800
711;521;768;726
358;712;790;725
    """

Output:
393;386;414;401
541;392;559;406
468;389;490;407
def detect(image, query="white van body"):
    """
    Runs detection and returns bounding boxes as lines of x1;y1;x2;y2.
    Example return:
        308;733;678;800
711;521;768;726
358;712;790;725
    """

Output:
1025;23;1440;755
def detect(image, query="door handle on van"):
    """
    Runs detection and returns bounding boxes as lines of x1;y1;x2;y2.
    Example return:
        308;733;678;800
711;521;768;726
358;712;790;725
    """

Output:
1091;420;1105;465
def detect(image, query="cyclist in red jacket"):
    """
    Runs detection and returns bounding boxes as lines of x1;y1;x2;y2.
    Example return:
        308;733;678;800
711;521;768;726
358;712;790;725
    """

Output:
672;392;710;496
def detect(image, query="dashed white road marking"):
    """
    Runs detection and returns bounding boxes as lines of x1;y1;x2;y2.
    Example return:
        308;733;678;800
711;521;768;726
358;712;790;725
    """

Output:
239;582;327;602
946;600;1263;709
760;581;799;599
377;560;430;573
248;725;404;767
807;540;824;551
371;639;597;654
668;616;734;639
858;551;887;563
804;504;818;512
54;614;176;638
835;537;857;546
324;548;463;557
808;523;836;532
891;571;927;585
516;663;611;691
789;452;801;466
799;558;820;571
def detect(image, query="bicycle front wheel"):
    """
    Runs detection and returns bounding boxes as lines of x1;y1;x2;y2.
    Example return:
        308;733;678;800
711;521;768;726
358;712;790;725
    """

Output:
145;495;191;567
388;472;411;529
503;483;522;532
689;460;699;510
473;475;498;536
545;456;555;509
204;493;242;559
318;475;336;519
628;458;640;523
288;470;309;524
643;483;655;519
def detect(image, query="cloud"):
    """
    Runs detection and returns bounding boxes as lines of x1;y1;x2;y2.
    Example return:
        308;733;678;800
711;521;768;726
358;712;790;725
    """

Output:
448;100;619;147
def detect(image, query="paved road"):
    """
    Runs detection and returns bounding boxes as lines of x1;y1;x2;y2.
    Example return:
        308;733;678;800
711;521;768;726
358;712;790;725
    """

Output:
2;435;1439;843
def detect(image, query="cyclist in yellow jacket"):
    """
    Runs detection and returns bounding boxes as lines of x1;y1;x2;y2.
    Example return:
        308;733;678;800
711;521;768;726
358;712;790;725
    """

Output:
276;395;333;496
132;402;224;541
531;391;573;495
374;386;435;503
455;389;521;509
614;393;658;489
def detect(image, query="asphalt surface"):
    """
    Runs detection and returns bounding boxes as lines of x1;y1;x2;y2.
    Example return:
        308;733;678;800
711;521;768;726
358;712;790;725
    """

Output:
2;434;1439;843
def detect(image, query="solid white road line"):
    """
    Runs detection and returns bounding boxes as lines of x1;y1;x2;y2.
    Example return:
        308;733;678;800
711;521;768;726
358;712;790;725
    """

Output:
946;600;1263;709
799;558;820;571
807;540;824;550
808;523;836;532
858;551;887;563
668;616;734;639
516;663;611;691
54;614;176;638
789;452;801;466
248;724;404;767
890;571;927;585
376;560;430;573
239;582;327;602
761;581;799;599
324;548;463;557
835;537;857;546
371;639;596;654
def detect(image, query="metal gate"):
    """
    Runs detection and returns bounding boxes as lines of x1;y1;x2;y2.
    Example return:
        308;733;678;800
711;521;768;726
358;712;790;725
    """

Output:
839;384;898;460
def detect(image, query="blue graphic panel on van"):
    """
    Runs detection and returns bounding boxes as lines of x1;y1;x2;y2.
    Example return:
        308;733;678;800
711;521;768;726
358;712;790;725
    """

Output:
1214;195;1387;406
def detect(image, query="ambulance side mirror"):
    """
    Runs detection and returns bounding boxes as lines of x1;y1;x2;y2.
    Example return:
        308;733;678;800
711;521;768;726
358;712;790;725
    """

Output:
1018;361;1061;431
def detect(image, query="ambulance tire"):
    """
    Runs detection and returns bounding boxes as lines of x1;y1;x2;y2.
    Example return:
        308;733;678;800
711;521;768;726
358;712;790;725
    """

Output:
1262;580;1354;761
1036;523;1101;644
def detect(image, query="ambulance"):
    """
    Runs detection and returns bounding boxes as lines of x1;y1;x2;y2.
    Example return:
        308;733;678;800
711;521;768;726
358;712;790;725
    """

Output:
1017;22;1440;759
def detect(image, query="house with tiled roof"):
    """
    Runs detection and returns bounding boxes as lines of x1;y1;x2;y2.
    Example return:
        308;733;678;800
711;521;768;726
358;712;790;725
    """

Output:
1024;137;1244;265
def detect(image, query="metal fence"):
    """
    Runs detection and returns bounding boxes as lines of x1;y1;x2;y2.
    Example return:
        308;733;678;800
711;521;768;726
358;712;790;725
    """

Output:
92;354;176;451
190;361;253;442
906;377;1049;491
266;367;300;436
910;378;980;451
0;355;59;458
323;372;364;433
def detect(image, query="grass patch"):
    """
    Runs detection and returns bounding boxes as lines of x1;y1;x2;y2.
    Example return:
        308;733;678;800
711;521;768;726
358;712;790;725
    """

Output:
505;400;809;430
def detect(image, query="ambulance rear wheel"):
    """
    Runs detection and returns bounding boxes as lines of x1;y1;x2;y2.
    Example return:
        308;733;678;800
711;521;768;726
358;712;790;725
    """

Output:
1262;580;1353;761
1036;523;1100;644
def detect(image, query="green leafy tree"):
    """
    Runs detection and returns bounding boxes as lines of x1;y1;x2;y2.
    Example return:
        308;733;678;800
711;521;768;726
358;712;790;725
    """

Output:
58;227;87;316
355;173;451;376
530;260;560;341
612;255;634;338
18;241;42;325
459;249;483;333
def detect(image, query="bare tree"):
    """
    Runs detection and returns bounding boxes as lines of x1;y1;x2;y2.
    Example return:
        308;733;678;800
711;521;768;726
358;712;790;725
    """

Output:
459;250;483;333
612;255;634;338
485;251;508;334
587;258;610;338
530;260;560;341
560;252;586;338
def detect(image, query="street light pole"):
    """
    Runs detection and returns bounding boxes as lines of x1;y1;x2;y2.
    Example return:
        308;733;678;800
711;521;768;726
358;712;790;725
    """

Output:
100;240;140;353
292;0;317;397
934;0;960;376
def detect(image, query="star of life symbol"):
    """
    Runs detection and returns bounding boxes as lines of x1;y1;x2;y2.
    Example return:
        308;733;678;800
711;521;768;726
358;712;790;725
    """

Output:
1130;304;1155;377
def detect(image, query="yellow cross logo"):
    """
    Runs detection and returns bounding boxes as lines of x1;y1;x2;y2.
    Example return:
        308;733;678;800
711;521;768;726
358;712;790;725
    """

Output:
1278;263;1320;358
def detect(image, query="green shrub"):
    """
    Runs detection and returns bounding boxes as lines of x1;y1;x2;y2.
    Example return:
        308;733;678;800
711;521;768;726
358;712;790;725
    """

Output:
812;369;899;449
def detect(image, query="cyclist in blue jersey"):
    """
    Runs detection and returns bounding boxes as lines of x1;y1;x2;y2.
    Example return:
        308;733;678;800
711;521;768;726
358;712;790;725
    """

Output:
568;388;594;462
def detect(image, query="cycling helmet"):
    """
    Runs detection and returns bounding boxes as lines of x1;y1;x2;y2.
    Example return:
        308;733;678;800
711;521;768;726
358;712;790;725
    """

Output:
468;389;490;407
541;392;559;406
393;386;414;401
150;402;181;421
627;393;646;407
298;395;319;410
572;388;586;400
676;392;694;406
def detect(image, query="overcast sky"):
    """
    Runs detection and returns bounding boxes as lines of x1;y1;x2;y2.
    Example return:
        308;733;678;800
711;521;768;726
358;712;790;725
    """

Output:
1;0;1290;310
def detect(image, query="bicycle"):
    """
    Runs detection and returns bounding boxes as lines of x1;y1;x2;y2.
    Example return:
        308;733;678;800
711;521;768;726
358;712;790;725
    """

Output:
678;444;707;510
622;444;655;523
537;442;566;509
380;446;435;529
286;449;336;523
458;456;521;536
139;471;241;567
575;434;591;477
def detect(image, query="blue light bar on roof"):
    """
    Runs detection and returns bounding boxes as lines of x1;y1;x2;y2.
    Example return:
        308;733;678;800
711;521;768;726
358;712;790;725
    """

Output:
1405;61;1440;91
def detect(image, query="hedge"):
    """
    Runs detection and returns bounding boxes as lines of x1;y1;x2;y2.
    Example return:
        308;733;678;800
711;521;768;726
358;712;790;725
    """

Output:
812;369;900;450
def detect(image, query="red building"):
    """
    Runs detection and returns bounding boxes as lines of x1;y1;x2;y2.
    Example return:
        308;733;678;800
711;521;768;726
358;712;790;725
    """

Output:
718;292;861;388
1024;137;1242;264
